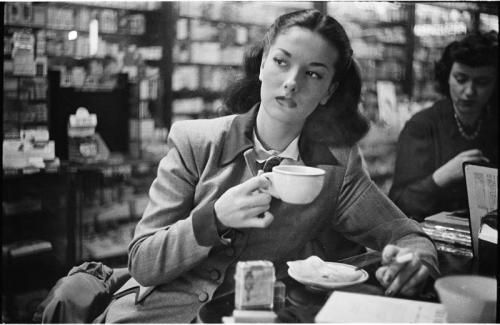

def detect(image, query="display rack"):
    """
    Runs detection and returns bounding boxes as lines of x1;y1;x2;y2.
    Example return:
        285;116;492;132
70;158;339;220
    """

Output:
2;3;167;321
3;2;168;161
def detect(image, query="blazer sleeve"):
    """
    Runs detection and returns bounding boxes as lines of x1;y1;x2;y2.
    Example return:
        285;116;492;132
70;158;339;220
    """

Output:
332;146;440;277
127;122;224;287
389;117;441;220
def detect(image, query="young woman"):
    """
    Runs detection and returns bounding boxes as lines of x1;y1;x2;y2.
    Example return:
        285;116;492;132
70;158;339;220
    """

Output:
390;32;498;220
105;10;439;323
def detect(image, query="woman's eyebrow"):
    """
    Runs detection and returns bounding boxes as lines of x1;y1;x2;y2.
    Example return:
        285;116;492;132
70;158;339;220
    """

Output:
276;48;329;70
310;62;329;69
277;48;292;57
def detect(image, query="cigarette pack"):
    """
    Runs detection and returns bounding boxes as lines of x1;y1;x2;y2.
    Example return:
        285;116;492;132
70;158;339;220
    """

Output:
234;260;275;310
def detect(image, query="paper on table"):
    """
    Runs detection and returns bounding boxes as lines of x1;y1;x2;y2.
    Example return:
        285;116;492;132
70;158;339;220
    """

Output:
315;291;447;323
464;164;497;256
479;224;498;244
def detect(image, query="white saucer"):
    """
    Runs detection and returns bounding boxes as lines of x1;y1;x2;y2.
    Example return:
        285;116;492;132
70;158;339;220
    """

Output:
288;261;369;290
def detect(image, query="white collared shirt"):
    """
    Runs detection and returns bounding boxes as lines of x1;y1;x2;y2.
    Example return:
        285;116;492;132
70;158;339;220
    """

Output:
252;129;303;166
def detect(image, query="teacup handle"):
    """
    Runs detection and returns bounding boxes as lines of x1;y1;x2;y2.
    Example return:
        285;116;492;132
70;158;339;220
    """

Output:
260;172;280;199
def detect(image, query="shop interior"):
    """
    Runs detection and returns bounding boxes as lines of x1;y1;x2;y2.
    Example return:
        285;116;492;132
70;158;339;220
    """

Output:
2;1;498;322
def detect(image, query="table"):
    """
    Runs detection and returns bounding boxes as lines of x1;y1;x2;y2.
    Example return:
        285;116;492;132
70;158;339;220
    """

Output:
197;250;480;323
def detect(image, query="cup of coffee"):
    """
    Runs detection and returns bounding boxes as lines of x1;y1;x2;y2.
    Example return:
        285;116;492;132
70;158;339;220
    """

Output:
261;165;325;204
434;275;497;323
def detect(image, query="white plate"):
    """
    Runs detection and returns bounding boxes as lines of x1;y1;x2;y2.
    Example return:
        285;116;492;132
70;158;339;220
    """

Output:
288;261;369;290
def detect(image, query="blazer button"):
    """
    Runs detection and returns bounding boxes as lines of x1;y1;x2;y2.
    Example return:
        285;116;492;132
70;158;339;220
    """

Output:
198;291;209;302
210;269;221;281
225;247;234;257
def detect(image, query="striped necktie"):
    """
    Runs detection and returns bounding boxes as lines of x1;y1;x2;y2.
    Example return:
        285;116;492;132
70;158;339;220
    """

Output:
256;156;284;172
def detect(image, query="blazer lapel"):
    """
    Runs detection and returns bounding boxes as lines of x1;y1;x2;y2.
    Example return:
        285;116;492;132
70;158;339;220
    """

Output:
243;148;260;176
219;104;259;167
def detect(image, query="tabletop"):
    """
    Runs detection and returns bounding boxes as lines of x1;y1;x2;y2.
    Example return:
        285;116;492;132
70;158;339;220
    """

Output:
197;249;481;323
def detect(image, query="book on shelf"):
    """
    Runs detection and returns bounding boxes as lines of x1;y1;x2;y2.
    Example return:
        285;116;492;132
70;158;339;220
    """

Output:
434;241;473;257
421;226;471;247
423;211;470;232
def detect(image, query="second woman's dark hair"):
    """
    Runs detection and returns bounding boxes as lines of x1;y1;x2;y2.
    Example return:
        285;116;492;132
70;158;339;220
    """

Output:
435;31;498;99
223;9;369;147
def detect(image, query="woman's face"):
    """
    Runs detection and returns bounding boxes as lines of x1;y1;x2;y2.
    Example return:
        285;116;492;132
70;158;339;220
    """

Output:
448;62;497;119
259;26;339;126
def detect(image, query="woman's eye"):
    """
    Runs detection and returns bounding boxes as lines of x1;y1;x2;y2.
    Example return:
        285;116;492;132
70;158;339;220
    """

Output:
454;75;467;83
273;57;287;66
476;78;492;87
306;71;322;79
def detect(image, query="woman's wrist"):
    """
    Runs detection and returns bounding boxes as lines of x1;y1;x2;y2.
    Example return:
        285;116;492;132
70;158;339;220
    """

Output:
432;168;448;188
213;205;229;234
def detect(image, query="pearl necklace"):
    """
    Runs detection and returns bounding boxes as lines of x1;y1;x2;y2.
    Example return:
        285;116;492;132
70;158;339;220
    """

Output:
453;112;482;141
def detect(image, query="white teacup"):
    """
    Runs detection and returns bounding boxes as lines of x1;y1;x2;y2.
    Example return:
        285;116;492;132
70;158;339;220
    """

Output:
434;275;497;323
262;165;325;204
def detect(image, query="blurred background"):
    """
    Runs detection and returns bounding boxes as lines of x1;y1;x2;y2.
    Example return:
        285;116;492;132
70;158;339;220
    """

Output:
2;1;498;322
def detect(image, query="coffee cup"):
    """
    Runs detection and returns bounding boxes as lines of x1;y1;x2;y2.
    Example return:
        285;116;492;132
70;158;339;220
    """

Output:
434;275;497;323
261;165;325;204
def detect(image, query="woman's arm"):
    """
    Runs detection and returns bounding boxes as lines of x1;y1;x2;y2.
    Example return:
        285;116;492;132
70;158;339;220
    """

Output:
127;123;223;287
331;145;440;277
389;118;441;220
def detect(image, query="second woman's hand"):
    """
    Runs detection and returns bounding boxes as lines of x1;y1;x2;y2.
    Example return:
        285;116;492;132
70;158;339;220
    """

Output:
214;176;274;229
432;149;489;187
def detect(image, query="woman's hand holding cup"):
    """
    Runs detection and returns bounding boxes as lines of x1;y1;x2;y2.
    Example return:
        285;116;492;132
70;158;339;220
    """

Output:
214;176;274;229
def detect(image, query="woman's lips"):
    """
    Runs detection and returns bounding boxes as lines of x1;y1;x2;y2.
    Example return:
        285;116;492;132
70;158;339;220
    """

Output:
458;100;476;106
275;97;297;108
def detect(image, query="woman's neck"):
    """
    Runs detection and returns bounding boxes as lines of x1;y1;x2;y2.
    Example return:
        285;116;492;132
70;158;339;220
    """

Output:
255;106;303;152
454;107;483;127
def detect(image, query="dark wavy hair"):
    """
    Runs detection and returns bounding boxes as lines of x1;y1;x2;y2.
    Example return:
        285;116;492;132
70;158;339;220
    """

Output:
435;31;498;103
222;9;369;147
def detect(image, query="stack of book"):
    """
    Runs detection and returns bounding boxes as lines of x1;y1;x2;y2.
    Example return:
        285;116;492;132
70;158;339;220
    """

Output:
421;211;472;257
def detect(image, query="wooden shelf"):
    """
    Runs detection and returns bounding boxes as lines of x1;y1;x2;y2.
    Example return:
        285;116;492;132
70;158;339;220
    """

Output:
177;15;267;28
4;24;145;37
41;1;159;13
173;89;223;100
174;61;241;68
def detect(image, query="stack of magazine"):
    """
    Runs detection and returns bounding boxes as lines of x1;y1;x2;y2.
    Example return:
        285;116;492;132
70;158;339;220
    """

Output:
421;211;472;257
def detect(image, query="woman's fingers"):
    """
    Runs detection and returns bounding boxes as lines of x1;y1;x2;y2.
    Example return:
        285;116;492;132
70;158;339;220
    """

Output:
243;205;271;218
459;149;490;163
375;266;389;286
384;257;420;296
239;175;270;194
377;246;431;297
248;192;273;205
459;149;483;157
245;211;274;228
381;244;400;264
399;266;430;297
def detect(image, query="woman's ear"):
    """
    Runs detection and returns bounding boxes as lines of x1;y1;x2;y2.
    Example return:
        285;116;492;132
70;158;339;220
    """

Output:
320;82;339;105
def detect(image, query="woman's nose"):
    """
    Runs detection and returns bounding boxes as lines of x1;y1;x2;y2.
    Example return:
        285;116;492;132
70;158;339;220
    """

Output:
464;82;476;97
283;72;299;94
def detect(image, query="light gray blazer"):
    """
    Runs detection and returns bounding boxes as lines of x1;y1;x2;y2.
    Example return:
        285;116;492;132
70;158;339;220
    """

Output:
110;105;439;323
